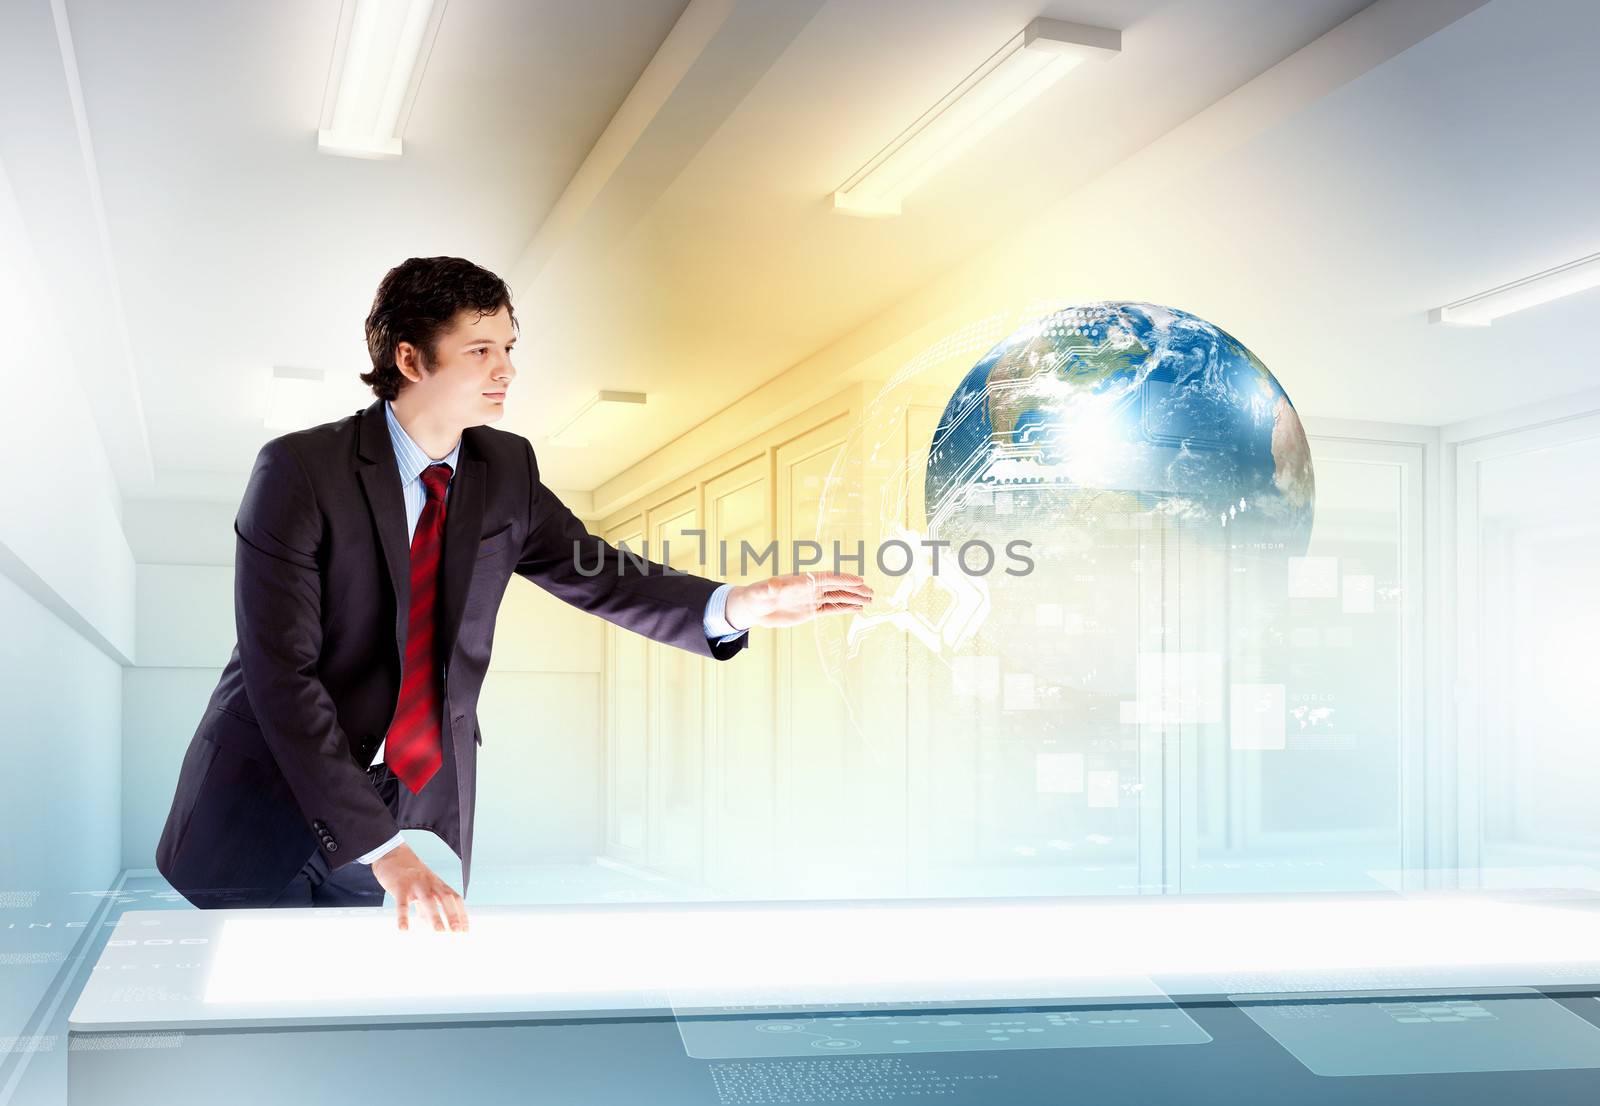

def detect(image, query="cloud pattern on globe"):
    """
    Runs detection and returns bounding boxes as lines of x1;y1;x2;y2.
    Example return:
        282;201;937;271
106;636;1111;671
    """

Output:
924;302;1314;556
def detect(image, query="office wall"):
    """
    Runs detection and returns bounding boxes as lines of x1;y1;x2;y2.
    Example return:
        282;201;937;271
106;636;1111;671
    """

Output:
1448;390;1600;882
121;506;233;873
0;574;123;895
591;374;1438;900
0;156;132;896
592;368;1600;900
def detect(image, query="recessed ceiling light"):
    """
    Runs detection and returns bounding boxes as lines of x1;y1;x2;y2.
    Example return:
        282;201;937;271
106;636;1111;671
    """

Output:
317;0;447;159
547;390;648;448
264;366;329;430
832;17;1120;218
1429;251;1600;326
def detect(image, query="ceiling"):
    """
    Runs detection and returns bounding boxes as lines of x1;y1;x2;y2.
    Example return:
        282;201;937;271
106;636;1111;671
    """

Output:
2;0;1594;507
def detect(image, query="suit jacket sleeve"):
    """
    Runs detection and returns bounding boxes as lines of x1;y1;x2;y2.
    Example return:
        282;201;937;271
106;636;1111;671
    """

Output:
233;437;400;862
514;438;749;662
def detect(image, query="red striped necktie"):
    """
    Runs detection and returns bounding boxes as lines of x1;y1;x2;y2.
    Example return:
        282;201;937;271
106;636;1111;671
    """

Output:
384;462;452;794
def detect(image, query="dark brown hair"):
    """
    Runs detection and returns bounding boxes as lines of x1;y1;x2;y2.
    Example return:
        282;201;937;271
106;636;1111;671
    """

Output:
361;256;518;400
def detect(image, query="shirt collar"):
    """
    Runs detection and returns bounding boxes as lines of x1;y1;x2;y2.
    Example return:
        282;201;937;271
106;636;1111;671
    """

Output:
383;399;462;485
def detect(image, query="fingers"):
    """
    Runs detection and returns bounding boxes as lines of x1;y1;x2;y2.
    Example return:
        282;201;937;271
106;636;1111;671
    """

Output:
802;573;873;604
396;895;425;932
746;573;874;627
395;889;468;933
817;588;872;607
436;889;470;933
808;572;870;592
793;571;872;618
419;891;446;932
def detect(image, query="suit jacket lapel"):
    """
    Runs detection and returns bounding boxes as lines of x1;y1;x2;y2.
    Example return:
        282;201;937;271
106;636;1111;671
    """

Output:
355;399;411;666
354;398;486;675
436;440;485;669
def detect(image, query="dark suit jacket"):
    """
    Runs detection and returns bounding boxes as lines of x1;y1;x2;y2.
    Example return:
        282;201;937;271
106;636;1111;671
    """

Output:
155;397;747;908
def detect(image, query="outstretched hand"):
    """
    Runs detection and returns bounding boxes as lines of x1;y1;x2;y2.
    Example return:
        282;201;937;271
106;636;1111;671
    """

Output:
724;572;874;630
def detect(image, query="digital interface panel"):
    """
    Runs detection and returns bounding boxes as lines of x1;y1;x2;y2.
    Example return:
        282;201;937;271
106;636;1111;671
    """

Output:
67;896;1600;1034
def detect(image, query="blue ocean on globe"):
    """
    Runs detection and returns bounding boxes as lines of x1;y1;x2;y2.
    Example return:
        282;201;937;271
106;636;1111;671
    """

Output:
924;302;1314;555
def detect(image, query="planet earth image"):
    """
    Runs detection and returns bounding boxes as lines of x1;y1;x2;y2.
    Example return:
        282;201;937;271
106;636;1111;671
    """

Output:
924;302;1314;555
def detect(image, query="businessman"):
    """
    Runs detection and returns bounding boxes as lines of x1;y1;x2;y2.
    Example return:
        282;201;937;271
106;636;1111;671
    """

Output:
154;256;872;932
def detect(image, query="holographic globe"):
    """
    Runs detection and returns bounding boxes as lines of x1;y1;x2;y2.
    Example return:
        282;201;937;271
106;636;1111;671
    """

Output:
925;302;1313;556
801;304;1316;896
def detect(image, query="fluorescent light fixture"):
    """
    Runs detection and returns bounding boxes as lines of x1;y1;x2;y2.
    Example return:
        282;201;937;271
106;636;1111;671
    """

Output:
547;389;647;448
317;0;447;159
1430;251;1600;326
264;365;328;430
832;17;1119;217
263;367;368;430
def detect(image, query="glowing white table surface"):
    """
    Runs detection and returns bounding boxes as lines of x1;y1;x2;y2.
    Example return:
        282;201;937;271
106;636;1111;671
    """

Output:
67;894;1600;1033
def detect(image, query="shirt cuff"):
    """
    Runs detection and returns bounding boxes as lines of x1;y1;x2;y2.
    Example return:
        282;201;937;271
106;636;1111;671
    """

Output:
357;831;406;865
702;581;748;644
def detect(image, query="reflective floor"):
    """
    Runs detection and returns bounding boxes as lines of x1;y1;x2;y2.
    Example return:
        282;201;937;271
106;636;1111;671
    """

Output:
7;869;1600;1105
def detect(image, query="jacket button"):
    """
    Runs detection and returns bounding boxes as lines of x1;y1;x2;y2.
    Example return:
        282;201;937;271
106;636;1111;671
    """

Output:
325;841;339;853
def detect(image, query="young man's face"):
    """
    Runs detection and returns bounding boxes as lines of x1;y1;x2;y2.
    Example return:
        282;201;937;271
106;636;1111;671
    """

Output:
395;305;517;428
